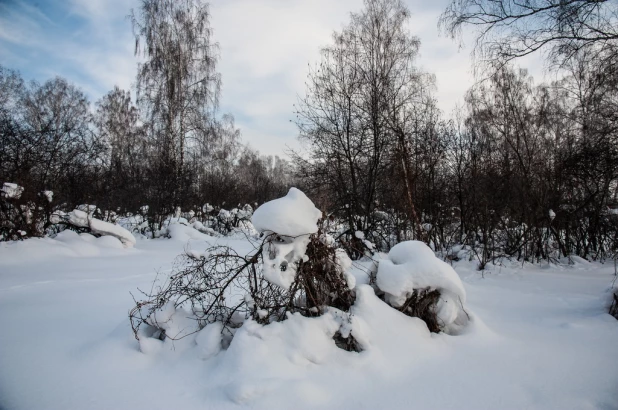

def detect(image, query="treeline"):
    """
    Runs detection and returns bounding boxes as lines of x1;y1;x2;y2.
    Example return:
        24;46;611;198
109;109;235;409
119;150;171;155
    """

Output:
0;0;292;239
2;0;618;264
0;68;295;235
0;68;292;236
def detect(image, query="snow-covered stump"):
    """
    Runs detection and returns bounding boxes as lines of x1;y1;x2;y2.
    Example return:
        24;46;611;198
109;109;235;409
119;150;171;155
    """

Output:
376;240;470;334
252;188;356;317
252;187;322;289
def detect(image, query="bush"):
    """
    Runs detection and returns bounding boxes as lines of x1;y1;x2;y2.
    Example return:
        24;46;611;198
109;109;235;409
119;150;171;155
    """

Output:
129;227;360;351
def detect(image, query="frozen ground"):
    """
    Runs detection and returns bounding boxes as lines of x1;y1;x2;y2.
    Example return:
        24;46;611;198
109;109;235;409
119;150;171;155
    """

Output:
1;233;617;410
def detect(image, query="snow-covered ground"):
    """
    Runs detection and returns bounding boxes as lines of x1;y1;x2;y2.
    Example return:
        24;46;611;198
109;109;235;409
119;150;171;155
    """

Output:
1;233;617;410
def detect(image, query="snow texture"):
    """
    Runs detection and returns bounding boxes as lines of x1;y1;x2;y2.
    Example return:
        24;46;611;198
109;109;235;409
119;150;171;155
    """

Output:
166;222;212;242
335;248;355;289
253;188;322;290
1;234;618;409
196;322;223;359
261;234;311;290
139;302;201;353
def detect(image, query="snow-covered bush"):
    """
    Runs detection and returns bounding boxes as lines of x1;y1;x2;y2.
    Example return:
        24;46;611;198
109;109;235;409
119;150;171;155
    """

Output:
375;240;469;334
253;188;321;289
130;188;359;352
50;209;136;248
111;202;255;240
130;189;473;361
1;183;24;199
208;204;254;235
1;183;54;241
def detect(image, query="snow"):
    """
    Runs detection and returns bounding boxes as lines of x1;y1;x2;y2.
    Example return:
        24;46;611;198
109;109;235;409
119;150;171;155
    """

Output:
376;241;469;333
261;234;311;289
166;222;213;242
51;209;137;248
253;188;322;289
378;241;466;298
195;322;223;359
1;182;24;199
335;248;355;289
191;220;218;236
377;241;465;301
76;204;98;215
0;234;617;409
140;302;201;353
252;187;322;237
42;190;53;202
218;208;231;221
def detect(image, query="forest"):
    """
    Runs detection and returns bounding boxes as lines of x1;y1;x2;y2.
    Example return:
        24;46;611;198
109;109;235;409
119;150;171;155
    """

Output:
2;0;617;267
1;1;618;409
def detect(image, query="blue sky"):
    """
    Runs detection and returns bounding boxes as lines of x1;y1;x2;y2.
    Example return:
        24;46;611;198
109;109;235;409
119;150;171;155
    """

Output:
0;0;544;156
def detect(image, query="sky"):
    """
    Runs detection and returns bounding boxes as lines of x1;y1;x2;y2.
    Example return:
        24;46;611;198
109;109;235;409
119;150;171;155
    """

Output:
0;0;545;157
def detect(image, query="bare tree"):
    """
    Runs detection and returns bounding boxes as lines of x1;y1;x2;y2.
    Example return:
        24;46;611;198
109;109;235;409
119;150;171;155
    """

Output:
94;87;147;211
131;0;221;206
19;77;98;205
439;0;618;68
295;0;437;249
0;69;104;238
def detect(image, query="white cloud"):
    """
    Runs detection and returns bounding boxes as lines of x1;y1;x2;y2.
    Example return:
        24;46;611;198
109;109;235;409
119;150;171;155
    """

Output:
0;0;549;157
210;0;481;154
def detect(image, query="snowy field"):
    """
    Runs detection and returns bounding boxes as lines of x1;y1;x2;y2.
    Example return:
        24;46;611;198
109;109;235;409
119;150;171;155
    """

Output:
1;232;617;410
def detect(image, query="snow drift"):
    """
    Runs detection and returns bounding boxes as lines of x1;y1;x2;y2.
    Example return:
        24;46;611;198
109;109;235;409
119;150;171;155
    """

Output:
51;209;136;248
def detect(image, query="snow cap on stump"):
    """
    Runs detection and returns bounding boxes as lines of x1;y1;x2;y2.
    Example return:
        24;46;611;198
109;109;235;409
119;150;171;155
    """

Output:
252;187;322;236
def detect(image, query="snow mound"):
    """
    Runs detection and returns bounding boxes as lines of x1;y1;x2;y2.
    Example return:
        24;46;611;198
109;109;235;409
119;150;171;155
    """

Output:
166;223;213;242
51;209;136;248
95;235;125;249
4;233;618;409
41;190;53;202
135;286;444;406
192;221;218;237
51;230;124;256
351;285;434;352
196;322;223;360
376;240;468;333
252;188;322;237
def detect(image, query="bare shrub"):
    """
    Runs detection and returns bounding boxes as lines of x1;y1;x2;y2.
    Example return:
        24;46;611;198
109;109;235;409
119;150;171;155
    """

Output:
397;288;442;333
129;226;360;351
